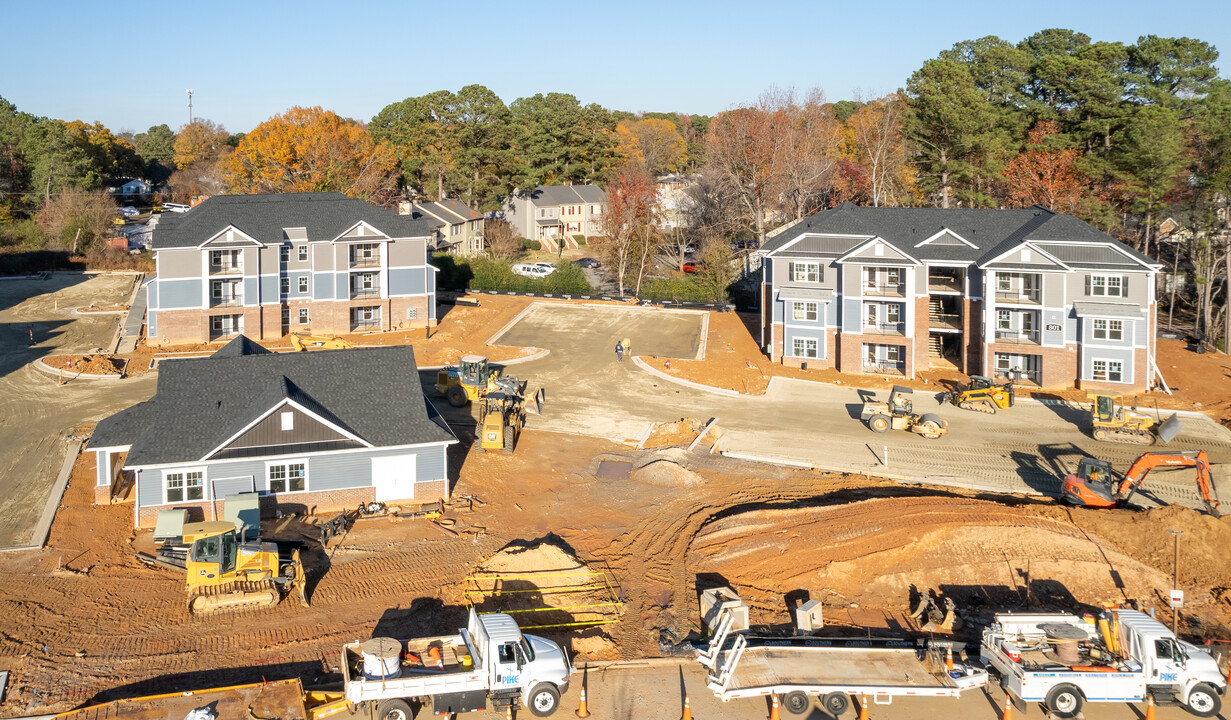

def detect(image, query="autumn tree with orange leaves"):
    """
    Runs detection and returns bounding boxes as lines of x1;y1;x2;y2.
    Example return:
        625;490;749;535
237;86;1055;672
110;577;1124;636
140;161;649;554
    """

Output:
225;107;397;202
615;118;687;176
1001;121;1091;213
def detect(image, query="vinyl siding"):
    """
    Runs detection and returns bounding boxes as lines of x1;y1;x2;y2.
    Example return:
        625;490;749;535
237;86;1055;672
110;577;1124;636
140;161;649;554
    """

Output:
389;267;428;296
156;278;203;309
259;275;279;304
243;277;259;306
389;239;427;266
1082;347;1136;383
783;325;826;360
156;248;203;279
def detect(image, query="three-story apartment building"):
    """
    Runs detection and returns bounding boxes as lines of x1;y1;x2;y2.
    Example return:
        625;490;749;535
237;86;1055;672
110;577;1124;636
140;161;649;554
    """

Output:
145;193;437;345
759;203;1161;392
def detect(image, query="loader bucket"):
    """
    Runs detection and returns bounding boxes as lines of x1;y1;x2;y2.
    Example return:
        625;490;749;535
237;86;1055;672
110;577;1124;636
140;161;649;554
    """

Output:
1157;413;1182;444
526;387;546;415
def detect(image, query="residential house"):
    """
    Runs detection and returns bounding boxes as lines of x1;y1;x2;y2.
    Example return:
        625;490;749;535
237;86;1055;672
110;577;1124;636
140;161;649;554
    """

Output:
88;336;457;528
401;199;485;255
759;203;1162;391
108;178;152;198
656;173;696;231
503;185;607;251
144;192;436;345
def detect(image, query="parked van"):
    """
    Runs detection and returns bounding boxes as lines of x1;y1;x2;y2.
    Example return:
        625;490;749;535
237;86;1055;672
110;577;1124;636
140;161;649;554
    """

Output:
513;263;554;279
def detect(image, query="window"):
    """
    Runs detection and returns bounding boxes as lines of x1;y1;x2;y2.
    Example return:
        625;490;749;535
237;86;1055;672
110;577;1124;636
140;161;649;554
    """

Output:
298;276;309;294
165;470;204;503
791;301;818;322
1091;359;1124;382
298;308;309;325
885;345;901;362
791;262;820;283
297;244;308;262
1092;319;1123;340
997;274;1012;292
1021;312;1035;331
997;354;1011;371
268;462;306;493
865;303;878;326
886;304;901;323
592;205;601;215
280;277;289;296
1090;275;1125;297
886;268;900;284
792;337;818;358
280;246;289;262
280;411;294;431
997;310;1011;330
451;224;460;236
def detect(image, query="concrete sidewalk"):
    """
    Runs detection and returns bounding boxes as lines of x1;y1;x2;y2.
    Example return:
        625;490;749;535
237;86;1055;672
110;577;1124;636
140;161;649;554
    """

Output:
115;281;146;354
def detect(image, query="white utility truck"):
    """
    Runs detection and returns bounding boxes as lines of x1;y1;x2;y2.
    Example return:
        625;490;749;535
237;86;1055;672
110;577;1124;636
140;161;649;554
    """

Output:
342;609;572;719
981;610;1225;718
698;609;988;716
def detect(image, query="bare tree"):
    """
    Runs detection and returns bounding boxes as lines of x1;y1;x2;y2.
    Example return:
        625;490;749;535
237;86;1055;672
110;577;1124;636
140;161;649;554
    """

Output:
847;94;913;207
772;87;842;220
483;217;521;258
38;188;117;253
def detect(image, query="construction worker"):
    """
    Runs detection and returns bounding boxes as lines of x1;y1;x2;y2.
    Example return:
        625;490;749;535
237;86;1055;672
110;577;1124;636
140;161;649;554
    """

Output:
615;341;624;362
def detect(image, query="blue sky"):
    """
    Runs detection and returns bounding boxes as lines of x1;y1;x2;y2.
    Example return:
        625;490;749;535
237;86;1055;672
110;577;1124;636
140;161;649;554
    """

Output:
3;0;1228;134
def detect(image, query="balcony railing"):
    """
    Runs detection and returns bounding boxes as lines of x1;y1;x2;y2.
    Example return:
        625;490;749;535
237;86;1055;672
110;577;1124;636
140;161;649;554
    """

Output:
862;322;906;336
208;263;242;275
929;313;962;331
209;294;243;308
863;359;906;376
994;329;1041;345
350;318;381;332
927;276;962;293
350;286;381;300
994;288;1041;304
862;283;905;298
349;256;380;269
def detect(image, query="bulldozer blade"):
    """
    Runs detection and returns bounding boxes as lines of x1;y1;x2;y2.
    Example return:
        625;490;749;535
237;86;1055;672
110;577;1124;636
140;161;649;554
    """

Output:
290;548;309;607
526;387;546;415
1157;413;1182;444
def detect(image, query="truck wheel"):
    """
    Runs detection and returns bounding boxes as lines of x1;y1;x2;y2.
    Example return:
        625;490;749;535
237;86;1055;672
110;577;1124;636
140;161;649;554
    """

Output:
868;414;890;433
446;385;468;408
821;692;849;716
1185;684;1222;717
527;683;560;717
375;699;414;720
1044;684;1083;718
781;691;810;715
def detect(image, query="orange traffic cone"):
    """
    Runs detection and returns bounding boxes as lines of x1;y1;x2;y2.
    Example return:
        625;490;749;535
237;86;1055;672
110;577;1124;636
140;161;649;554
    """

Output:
858;694;869;720
769;693;781;720
1002;694;1013;720
1145;694;1156;720
506;705;513;720
681;693;692;720
575;684;590;718
945;645;954;672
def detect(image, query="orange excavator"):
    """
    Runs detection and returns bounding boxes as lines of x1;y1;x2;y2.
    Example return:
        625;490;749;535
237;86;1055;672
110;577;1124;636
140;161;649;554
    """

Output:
1062;451;1222;516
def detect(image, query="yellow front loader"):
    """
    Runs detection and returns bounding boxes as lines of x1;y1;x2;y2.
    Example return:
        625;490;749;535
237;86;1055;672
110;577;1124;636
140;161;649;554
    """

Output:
435;355;502;407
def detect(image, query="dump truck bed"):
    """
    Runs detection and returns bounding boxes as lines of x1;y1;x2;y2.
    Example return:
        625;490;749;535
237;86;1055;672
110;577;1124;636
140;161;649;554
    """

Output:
721;645;956;692
54;679;308;720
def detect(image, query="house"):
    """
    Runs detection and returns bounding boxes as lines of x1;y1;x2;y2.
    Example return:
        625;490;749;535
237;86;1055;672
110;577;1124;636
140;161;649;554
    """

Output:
88;336;457;528
758;203;1163;392
400;199;485;255
656;173;696;231
144;192;437;346
503;185;606;251
108;178;152;198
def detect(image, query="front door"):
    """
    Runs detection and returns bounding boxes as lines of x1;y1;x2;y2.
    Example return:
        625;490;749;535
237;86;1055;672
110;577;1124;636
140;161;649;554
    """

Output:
371;455;416;502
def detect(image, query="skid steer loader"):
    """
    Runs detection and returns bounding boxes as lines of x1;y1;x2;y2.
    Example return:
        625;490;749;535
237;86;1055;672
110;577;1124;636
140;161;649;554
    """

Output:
943;376;1015;414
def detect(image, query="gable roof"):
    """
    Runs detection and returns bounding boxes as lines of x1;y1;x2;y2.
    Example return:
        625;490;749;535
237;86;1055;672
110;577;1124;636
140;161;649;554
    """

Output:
761;202;1157;269
91;336;456;466
522;185;607;206
152;192;432;250
413;199;483;226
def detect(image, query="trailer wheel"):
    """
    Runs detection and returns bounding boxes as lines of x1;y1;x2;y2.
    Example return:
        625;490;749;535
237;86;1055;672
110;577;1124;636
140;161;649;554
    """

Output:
781;691;810;715
821;692;849;716
375;699;414;720
1044;684;1083;718
527;683;560;717
1185;684;1221;717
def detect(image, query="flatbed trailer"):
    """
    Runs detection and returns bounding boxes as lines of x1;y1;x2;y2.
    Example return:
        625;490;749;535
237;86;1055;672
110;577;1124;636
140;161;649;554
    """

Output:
699;610;987;716
52;678;347;720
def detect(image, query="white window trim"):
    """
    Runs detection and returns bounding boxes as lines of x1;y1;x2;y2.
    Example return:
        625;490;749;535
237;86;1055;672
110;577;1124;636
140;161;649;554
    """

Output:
298;308;310;325
1089;358;1128;383
162;467;206;505
298;276;309;294
791;301;818;322
297;244;308;262
791;262;821;283
264;458;310;495
790;336;820;359
1090;274;1125;297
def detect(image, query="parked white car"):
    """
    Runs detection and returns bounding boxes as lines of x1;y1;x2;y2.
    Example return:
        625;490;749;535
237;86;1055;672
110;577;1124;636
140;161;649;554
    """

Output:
513;263;554;278
533;262;557;271
119;206;140;217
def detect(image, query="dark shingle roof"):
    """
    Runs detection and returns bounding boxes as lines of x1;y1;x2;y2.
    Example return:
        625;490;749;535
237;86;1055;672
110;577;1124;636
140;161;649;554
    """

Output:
523;185;607;206
152;192;433;250
762;203;1157;268
91;336;455;466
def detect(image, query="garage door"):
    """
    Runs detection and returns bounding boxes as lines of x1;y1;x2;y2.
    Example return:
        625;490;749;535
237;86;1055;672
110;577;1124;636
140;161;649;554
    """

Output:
371;455;417;502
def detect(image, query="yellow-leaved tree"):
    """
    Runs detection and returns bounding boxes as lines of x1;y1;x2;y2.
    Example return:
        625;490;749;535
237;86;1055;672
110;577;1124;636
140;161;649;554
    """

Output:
225;107;398;202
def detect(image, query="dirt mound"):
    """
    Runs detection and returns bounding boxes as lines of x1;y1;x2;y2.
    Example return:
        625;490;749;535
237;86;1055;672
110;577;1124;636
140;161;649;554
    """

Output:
632;460;703;487
479;538;589;579
569;632;618;659
49;354;124;375
643;418;704;448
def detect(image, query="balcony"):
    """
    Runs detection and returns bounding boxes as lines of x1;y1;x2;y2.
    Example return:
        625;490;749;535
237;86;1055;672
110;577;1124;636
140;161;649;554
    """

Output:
927;275;962;294
349;256;380;269
862;359;906;376
209;294;243;308
350;286;381;300
862;322;906;337
862;283;905;298
994;329;1041;346
994;288;1041;305
208;262;243;276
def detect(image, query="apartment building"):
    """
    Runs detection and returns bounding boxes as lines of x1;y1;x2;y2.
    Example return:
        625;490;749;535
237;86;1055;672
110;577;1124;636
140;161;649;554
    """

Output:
145;192;436;345
402;198;486;255
503;185;606;250
759;203;1162;392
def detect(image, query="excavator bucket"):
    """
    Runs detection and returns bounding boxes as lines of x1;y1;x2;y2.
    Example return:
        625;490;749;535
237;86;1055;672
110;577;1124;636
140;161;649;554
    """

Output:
525;387;546;415
1157;413;1183;444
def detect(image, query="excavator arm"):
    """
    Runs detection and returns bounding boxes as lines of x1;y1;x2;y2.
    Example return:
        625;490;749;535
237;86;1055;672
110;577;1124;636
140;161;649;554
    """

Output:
1114;451;1222;516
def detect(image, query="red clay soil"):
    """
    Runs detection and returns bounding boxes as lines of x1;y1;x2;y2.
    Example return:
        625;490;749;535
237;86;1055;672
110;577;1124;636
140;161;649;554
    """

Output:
45;354;125;375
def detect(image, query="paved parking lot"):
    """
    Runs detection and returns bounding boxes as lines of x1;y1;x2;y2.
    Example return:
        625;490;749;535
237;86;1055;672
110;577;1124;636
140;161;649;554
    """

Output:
481;303;1231;509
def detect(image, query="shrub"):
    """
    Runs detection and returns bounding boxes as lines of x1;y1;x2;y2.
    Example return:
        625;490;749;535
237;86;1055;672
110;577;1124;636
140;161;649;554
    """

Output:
519;238;542;251
639;277;719;303
430;251;474;290
431;253;595;295
573;234;586;246
0;219;47;249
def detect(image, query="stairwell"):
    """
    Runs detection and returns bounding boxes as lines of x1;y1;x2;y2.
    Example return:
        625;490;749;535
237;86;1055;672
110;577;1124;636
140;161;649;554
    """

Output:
928;334;944;358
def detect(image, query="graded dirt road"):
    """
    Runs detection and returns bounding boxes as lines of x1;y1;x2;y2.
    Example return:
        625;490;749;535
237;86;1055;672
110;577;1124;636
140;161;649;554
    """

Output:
0;273;156;547
480;302;1231;509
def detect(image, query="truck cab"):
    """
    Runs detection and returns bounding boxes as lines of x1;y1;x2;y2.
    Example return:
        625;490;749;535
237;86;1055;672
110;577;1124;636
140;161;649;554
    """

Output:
472;611;572;712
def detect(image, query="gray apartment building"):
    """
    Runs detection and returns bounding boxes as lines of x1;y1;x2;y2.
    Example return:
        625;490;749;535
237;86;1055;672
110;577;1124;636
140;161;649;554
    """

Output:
402;198;486;255
758;203;1161;392
503;185;606;251
145;192;437;345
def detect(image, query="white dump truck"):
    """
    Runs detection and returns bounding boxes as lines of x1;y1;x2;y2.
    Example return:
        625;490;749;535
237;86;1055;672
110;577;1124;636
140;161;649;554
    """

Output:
342;609;572;719
698;609;988;715
980;610;1226;718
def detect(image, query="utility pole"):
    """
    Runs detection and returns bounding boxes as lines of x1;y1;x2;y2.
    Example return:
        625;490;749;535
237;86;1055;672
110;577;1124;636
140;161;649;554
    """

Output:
186;89;194;125
1168;529;1183;634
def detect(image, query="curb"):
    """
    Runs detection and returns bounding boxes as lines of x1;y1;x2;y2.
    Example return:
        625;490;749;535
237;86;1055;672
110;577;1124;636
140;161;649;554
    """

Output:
32;358;127;381
631;356;741;398
0;441;82;553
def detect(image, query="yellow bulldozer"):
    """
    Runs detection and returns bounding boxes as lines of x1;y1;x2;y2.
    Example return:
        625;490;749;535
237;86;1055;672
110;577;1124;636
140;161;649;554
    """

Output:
475;391;526;454
943;375;1015;414
1088;391;1181;445
289;333;354;351
180;521;308;614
